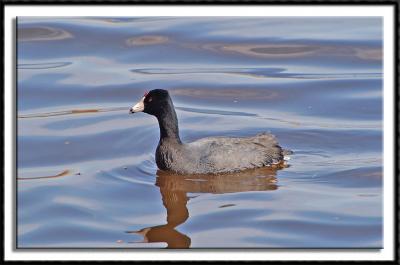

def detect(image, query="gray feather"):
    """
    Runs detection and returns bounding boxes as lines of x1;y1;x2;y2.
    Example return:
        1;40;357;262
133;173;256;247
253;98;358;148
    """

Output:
156;132;286;174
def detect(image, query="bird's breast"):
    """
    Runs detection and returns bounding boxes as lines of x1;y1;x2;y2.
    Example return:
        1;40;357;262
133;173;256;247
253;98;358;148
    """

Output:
156;142;181;171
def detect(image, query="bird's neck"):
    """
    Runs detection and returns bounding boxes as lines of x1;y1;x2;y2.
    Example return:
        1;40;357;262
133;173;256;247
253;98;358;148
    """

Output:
156;102;181;144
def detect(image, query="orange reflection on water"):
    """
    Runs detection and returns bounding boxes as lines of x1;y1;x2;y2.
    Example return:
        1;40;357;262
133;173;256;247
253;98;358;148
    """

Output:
17;169;70;181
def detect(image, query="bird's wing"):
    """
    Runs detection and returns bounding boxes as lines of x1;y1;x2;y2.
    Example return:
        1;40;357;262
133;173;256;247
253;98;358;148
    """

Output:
187;133;283;172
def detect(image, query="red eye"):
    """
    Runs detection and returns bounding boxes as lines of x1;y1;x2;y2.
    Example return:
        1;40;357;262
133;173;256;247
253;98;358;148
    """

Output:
148;97;152;102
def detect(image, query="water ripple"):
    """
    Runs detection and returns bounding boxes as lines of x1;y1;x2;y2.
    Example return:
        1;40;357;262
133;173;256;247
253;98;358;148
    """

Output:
18;62;72;70
18;26;73;42
18;107;127;119
131;67;381;80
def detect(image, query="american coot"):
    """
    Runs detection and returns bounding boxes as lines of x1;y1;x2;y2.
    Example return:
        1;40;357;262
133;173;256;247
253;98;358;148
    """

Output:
129;89;291;174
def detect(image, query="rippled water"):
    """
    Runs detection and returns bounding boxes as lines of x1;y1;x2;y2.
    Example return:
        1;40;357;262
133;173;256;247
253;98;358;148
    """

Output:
17;17;382;248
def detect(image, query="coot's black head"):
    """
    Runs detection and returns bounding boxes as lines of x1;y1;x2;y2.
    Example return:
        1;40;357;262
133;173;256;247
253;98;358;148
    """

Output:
129;89;171;116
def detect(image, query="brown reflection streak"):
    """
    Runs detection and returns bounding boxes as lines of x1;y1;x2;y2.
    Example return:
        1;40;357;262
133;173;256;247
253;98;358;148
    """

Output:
70;109;99;114
18;170;70;181
222;44;320;58
127;164;284;248
125;35;169;46
355;48;382;60
171;88;279;101
18;27;73;42
182;42;381;62
18;107;127;119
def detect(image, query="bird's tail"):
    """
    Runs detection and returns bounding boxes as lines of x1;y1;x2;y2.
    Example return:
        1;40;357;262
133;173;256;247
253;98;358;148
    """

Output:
282;149;293;161
282;149;293;156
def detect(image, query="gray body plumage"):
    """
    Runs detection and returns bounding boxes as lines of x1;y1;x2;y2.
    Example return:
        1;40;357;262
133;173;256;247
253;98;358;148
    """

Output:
156;133;285;174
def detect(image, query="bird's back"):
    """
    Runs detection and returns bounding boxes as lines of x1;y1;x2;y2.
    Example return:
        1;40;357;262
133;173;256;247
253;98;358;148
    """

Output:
159;132;286;174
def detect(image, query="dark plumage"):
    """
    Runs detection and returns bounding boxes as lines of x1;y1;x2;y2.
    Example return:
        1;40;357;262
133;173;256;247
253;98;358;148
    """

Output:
130;89;291;174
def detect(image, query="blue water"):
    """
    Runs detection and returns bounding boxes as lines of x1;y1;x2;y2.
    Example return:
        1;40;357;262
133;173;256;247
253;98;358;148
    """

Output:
17;17;382;248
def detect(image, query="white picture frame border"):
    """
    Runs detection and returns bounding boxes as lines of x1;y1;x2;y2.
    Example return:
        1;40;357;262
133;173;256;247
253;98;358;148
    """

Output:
4;4;396;262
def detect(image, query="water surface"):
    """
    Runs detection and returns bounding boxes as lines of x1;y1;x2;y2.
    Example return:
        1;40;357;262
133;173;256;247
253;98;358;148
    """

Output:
17;17;382;248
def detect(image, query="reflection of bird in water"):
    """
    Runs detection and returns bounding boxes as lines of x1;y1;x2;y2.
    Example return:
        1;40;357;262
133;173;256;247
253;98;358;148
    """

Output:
126;164;284;248
127;187;191;248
